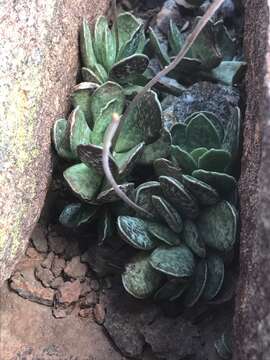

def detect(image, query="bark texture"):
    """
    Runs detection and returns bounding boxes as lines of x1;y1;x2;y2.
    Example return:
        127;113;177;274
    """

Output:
0;0;109;286
234;0;270;358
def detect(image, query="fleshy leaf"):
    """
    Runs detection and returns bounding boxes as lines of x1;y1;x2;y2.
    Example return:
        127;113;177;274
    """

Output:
190;147;208;163
135;181;161;219
183;220;206;258
139;129;171;165
114;142;144;176
184;259;208;307
92;63;108;83
64;163;103;202
197;201;237;252
90;81;124;124
181;174;220;206
117;216;158;250
69;108;92;157
186;113;221;150
168;20;183;55
52;118;75;160
94;16;110;66
152;195;183;234
59;203;97;228
171;123;187;148
214;20;236;61
81;67;102;84
80;19;97;70
214;337;232;360
96;183;135;204
192;170;237;196
160;176;199;219
169;57;202;80
109;54;149;83
203;254;225;301
71;82;98;128
148;222;180;246
171;145;197;174
122;253;162;299
115;90;162;152
185;111;224;141
150;245;195;278
198;149;231;172
154;279;186;302
211;61;247;86
98;210;113;245
149;27;170;66
154;158;183;181
77;144;118;175
115;12;142;54
117;24;144;60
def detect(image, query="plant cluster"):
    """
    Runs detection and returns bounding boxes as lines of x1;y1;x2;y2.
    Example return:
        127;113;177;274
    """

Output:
52;6;243;313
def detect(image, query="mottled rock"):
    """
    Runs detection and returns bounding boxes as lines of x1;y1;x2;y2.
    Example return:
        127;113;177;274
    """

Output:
90;279;100;292
80;279;92;296
9;270;54;306
63;240;81;260
79;308;92;318
31;224;48;253
51;255;66;277
0;0;110;286
35;265;54;288
57;280;81;305
41;251;55;269
64;256;88;279
50;276;65;290
80;292;98;308
25;247;45;261
48;234;68;255
93;304;106;325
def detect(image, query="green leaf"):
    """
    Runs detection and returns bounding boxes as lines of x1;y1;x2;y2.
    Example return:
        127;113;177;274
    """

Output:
214;337;232;360
139;129;171;165
190;147;208;164
181;174;220;206
115;90;162;152
93;16;109;65
168;20;183;55
154;279;186;302
69;108;92;157
149;27;170;66
114;142;144;176
102;26;117;72
150;245;195;277
171;123;187;148
185;111;224;141
154;158;183;182
152;195;183;234
168;57;202;79
109;54;149;83
92;63;108;83
192;170;237;196
197;201;237;252
64;163;103;202
96;183;135;203
203;254;224;301
171;145;197;174
77;144;118;175
148;222;181;246
183;220;206;258
59;203;97;227
122;253;162;299
80;19;97;70
117;24;144;60
52;118;75;160
211;61;247;86
160;176;199;219
214;20;236;61
71;82;98;128
117;216;158;250
135;181;161;219
186;113;221;150
90;81;124;124
115;12;142;54
81;67;102;84
184;259;208;307
198;149;231;172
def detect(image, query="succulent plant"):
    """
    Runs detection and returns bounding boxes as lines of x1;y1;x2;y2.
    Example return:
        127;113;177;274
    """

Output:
215;332;233;359
149;19;246;86
80;12;148;91
52;79;163;243
118;106;239;304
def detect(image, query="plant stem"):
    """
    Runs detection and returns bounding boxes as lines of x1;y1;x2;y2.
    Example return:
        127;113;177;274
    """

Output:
103;0;225;213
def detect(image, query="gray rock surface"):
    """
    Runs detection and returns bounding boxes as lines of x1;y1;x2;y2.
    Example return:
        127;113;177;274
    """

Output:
0;0;109;286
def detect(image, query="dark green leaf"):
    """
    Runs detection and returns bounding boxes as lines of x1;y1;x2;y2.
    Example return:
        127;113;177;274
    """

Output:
192;170;237;196
135;181;161;219
183;220;206;258
69;108;92;157
97;183;135;203
198;148;231;172
52;118;75;160
81;67;102;84
211;61;247;86
203;254;224;301
184;259;208;307
154;279;186;302
109;54;149;83
114;142;145;176
80;19;97;69
59;203;97;228
149;27;170;66
148;222;180;246
171;145;198;174
154;158;183;182
139;129;171;165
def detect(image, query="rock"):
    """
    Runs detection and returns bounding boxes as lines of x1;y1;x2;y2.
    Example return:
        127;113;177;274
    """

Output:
79;308;92;318
90;279;100;292
233;1;270;359
15;255;44;272
57;280;81;305
50;276;65;290
35;265;54;288
41;251;55;269
80;292;98;308
48;234;68;255
31;224;48;253
9;270;54;306
52;305;74;319
93;304;106;325
51;255;66;277
156;0;185;34
25;247;45;261
63;240;81;260
64;256;88;279
0;0;110;286
80;279;92;296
